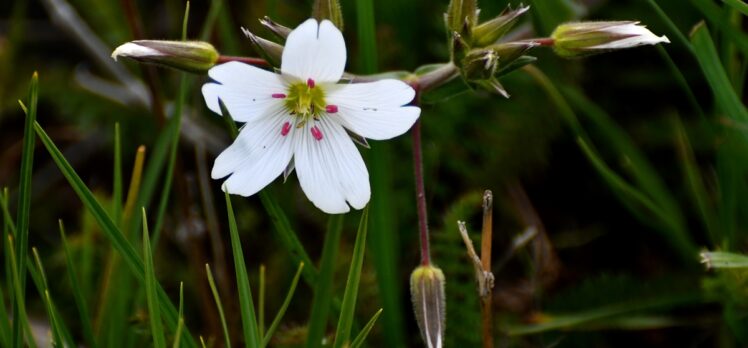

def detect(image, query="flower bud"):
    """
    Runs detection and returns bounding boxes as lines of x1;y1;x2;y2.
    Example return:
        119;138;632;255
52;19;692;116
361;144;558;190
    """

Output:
472;4;530;47
410;265;446;348
111;40;219;73
450;31;470;63
551;21;670;58
259;16;292;40
445;0;478;36
312;0;344;30
461;42;537;80
241;28;283;67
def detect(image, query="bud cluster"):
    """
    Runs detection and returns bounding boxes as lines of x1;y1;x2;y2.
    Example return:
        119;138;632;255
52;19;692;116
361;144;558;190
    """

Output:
445;2;536;97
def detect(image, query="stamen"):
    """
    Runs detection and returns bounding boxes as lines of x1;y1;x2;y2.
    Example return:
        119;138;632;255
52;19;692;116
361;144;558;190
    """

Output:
310;125;323;141
281;122;291;136
307;78;315;88
325;105;338;113
272;93;286;99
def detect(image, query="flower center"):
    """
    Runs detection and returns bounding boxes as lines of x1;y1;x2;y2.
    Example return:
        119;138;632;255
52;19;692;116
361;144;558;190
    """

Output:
284;78;327;121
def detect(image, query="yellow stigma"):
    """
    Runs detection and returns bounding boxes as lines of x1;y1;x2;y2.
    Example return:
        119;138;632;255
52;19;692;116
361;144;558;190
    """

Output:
284;80;326;121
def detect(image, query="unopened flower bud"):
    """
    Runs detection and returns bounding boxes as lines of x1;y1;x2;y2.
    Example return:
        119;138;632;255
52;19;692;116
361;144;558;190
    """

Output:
461;42;537;80
111;40;218;73
472;4;530;46
259;16;292;40
312;0;344;30
410;265;446;348
451;31;470;63
445;0;478;36
241;28;283;66
551;21;670;58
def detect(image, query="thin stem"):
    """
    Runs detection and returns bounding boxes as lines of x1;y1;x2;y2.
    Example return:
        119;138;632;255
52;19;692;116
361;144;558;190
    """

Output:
529;38;555;47
480;190;494;348
216;55;269;66
411;120;431;266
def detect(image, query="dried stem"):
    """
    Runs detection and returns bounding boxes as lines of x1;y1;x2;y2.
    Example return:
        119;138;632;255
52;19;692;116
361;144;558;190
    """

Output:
480;190;494;348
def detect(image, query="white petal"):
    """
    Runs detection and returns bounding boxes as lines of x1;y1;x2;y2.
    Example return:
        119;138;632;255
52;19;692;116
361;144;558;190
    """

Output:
294;118;370;214
591;23;670;49
111;42;162;60
202;61;287;122
213;112;295;197
325;79;421;140
281;19;346;83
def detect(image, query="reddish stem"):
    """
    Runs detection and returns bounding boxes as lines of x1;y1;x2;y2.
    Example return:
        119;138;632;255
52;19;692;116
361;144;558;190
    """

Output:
216;55;270;67
411;119;431;266
531;38;555;47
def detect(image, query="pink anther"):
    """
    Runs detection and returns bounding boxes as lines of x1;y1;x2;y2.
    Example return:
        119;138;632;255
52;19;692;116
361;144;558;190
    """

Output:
271;93;286;99
325;105;338;113
281;122;291;136
310;125;323;141
307;78;315;88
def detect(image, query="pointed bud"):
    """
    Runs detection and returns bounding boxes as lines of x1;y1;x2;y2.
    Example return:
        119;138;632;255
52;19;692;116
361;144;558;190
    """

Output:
477;77;510;98
259;16;292;40
241;28;283;66
450;31;470;63
313;0;344;30
472;4;530;46
445;0;478;36
551;21;670;58
410;265;446;348
111;40;219;73
461;41;537;80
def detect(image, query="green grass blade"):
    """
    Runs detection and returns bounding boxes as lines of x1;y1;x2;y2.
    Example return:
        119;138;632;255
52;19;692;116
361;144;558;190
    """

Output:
259;191;319;285
29;249;67;347
143;209;167;348
206;264;232;348
113;123;123;224
0;283;10;347
13;72;38;348
722;0;748;16
199;0;223;41
350;308;383;348
6;235;35;348
151;1;191;248
354;1;405;344
173;282;185;348
333;209;369;348
673;118;718;244
59;220;98;348
644;0;694;52
225;191;261;348
690;21;748;122
259;265;266;338
262;262;305;348
306;214;344;348
691;0;748;55
33;121;197;348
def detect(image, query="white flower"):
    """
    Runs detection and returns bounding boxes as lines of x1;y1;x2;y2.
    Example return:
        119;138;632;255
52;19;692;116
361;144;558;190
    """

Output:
202;19;420;214
586;22;670;50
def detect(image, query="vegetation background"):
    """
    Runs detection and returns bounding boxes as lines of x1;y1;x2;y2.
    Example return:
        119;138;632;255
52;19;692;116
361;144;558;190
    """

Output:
0;0;746;347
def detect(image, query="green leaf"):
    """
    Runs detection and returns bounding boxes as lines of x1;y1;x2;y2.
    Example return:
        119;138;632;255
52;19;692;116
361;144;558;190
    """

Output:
225;191;261;348
722;0;748;16
12;72;38;348
113;123;123;225
6;235;35;348
143;209;167;348
33;121;197;348
350;308;383;348
691;0;748;55
59;220;98;348
262;262;305;347
306;214;344;348
690;21;748;123
206;264;232;348
173;283;185;348
333;208;370;348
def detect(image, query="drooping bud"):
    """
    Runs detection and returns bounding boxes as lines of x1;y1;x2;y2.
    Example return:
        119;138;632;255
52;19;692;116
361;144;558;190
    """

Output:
410;265;446;348
259;16;292;40
445;0;478;36
472;4;530;46
111;40;219;73
551;21;670;58
312;0;344;30
241;27;283;66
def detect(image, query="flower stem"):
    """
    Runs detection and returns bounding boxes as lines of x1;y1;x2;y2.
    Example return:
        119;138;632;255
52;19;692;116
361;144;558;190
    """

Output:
530;38;555;47
411;120;431;266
